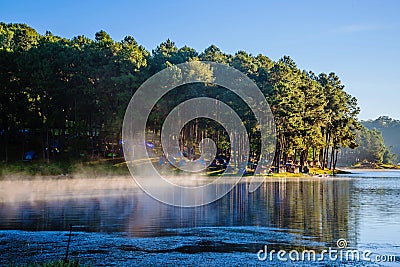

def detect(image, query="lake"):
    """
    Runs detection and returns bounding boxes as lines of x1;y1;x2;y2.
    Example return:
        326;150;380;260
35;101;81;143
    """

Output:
0;170;399;266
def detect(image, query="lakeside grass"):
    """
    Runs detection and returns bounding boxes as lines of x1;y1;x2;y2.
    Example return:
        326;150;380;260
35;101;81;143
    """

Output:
204;167;348;177
380;163;400;169
268;167;350;177
352;162;400;169
0;159;129;178
2;159;397;179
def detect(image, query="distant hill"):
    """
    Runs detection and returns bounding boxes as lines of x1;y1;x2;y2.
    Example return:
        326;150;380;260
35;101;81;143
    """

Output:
362;116;400;159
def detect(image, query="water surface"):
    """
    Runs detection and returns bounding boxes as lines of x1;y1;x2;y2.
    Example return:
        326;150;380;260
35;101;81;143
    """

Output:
0;171;399;266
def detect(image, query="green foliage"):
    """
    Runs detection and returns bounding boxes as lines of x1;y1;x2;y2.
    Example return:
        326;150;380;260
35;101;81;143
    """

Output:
363;116;400;162
0;22;364;173
356;127;386;163
383;149;397;164
0;161;73;176
0;23;148;162
0;160;129;177
338;126;396;165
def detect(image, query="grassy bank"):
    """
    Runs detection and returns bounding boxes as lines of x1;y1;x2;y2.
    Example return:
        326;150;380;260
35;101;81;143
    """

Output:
351;162;400;169
0;158;129;179
0;159;351;179
207;167;350;178
269;167;350;177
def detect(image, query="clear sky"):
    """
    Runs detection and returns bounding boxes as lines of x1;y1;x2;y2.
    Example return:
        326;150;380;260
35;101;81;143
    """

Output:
1;0;399;120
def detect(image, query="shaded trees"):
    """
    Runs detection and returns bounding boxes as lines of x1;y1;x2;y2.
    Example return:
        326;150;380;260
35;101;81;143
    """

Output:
315;73;360;171
0;23;365;171
338;126;392;165
0;23;148;161
362;116;400;162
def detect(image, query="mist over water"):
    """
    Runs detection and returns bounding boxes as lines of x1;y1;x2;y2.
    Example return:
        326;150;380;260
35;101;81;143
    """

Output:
0;174;233;204
1;171;400;266
0;177;135;203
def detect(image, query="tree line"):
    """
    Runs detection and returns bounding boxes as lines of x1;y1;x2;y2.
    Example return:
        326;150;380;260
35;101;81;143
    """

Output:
0;22;384;171
364;116;400;157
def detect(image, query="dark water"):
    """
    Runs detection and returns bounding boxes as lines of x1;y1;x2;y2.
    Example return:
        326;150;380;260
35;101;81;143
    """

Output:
0;171;399;266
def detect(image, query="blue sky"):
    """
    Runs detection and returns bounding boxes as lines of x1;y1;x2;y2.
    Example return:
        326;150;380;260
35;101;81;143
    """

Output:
1;0;399;120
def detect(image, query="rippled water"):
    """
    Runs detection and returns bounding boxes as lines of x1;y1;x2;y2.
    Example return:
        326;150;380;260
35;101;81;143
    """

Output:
0;171;399;266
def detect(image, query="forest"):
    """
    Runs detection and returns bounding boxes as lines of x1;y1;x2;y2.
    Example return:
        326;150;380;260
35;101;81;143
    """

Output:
0;22;394;173
338;124;397;166
363;116;400;158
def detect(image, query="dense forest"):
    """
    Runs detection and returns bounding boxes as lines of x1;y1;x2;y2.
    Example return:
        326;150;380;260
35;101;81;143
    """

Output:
338;124;397;166
363;116;400;160
0;22;392;173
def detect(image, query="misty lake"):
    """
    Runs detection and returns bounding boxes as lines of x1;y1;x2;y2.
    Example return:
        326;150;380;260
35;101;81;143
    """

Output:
0;170;399;266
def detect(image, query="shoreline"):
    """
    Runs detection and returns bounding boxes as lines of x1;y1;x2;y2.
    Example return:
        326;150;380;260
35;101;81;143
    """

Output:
0;171;351;182
0;174;355;204
1;166;399;181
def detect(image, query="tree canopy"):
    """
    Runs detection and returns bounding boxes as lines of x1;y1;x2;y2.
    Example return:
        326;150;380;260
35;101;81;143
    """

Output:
0;22;372;172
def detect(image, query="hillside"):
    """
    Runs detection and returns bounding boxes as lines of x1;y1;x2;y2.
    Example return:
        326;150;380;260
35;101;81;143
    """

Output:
362;116;400;159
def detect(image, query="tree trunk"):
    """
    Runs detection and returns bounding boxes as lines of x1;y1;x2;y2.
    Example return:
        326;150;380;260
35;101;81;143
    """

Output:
22;128;25;161
312;147;315;162
232;133;237;169
322;132;330;170
300;148;308;173
46;127;50;164
333;149;339;175
4;128;9;162
305;148;309;165
319;148;324;168
273;141;280;172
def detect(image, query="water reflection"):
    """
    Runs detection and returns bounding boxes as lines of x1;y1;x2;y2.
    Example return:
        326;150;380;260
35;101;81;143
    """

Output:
0;177;355;247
